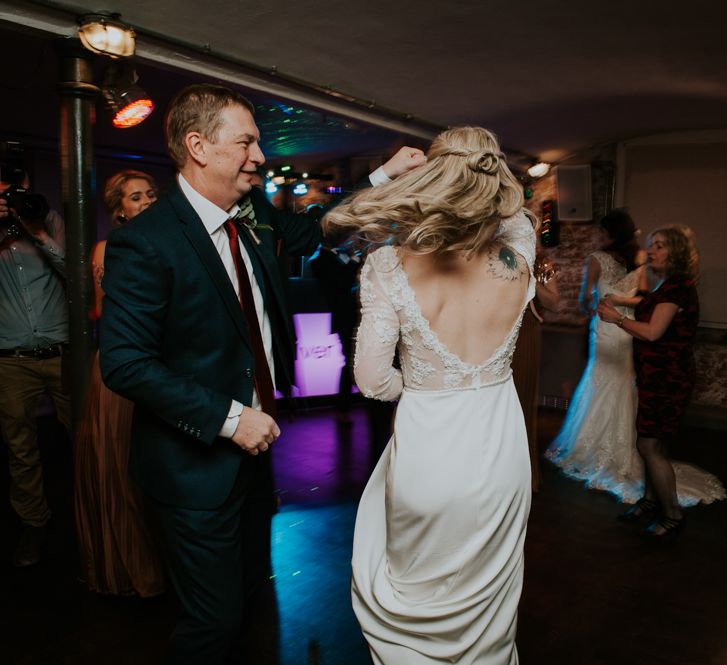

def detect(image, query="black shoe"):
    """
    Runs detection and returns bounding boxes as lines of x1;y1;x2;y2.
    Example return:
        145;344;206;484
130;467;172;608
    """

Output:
617;497;658;523
642;515;685;544
13;525;45;567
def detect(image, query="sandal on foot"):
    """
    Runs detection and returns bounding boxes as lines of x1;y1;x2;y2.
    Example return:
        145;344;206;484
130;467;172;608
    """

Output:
643;515;685;543
617;497;658;523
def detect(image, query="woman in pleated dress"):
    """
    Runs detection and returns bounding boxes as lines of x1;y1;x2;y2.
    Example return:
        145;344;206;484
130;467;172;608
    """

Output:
74;170;166;596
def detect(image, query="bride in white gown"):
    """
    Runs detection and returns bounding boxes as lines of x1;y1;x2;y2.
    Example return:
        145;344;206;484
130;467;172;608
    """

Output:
325;127;536;664
546;210;725;507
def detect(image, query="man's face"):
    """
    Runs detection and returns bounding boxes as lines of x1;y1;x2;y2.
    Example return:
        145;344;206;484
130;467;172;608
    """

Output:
0;175;29;216
202;104;265;204
0;173;29;194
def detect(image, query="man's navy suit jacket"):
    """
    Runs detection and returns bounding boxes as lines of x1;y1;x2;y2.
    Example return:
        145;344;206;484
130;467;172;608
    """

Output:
100;183;321;510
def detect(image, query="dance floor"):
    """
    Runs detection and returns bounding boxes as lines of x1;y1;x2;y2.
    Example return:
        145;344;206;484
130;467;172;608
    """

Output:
1;404;726;664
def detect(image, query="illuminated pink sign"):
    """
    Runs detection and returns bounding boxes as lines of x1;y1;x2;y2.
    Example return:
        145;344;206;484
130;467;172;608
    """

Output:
292;312;346;397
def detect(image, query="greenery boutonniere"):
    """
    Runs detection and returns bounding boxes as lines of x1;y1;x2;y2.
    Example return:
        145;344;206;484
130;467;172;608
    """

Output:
239;218;273;245
235;197;273;245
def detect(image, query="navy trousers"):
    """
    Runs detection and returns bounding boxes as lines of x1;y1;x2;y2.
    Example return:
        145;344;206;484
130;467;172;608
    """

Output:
151;456;278;664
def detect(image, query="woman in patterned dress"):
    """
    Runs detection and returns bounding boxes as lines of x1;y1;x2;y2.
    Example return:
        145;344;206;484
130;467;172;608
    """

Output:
598;225;711;540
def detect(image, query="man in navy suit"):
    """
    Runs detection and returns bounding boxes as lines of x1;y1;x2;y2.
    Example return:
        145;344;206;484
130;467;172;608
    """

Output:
100;83;425;664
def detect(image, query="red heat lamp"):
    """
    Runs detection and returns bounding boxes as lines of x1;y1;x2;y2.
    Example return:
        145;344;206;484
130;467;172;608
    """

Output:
102;62;154;129
112;95;154;128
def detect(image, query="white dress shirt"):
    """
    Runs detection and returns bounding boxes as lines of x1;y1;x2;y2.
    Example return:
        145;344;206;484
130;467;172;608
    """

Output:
178;174;274;437
178;168;388;438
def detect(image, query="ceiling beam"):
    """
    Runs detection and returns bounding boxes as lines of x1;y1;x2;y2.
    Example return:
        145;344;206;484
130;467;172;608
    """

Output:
5;0;441;140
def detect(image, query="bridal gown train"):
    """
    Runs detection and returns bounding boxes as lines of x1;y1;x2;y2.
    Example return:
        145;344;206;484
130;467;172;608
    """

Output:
546;251;725;506
351;212;535;665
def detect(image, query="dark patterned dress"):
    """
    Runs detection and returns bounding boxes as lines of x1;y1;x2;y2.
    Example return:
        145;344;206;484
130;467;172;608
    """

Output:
633;274;699;438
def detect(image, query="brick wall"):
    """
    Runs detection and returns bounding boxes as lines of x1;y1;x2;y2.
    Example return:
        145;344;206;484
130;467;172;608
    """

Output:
524;170;602;327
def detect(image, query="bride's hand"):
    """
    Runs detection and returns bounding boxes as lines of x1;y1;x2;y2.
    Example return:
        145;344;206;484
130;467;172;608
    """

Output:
381;147;427;179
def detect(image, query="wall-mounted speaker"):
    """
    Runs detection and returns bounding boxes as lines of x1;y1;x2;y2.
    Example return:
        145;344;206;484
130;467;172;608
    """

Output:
556;165;593;221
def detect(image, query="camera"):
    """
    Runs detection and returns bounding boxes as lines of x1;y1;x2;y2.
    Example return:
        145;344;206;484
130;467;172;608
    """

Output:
1;186;49;222
1;141;49;223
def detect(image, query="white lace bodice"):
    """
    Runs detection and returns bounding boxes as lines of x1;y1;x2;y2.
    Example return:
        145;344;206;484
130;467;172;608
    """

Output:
354;210;536;400
591;251;641;300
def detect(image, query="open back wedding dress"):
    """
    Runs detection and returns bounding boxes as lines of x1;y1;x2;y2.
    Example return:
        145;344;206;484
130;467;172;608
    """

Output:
351;211;535;664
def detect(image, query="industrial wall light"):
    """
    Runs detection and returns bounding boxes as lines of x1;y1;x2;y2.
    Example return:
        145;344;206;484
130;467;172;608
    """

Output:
78;12;136;58
101;62;154;128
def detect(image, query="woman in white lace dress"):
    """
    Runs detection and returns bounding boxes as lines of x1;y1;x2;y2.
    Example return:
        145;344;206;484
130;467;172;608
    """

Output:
546;210;725;508
546;210;644;499
325;127;536;664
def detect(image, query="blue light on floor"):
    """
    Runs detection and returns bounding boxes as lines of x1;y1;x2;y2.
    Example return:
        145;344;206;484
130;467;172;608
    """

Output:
272;503;370;665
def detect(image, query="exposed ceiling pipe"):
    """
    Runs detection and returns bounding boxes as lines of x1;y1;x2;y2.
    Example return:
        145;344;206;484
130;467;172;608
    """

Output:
4;0;441;141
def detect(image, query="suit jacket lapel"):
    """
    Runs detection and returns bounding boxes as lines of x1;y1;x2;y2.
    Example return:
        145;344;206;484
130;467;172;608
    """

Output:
242;191;287;310
167;185;251;348
237;224;269;302
239;195;298;390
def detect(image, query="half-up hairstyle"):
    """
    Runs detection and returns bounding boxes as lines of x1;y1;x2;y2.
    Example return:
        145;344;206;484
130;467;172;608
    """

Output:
324;127;532;256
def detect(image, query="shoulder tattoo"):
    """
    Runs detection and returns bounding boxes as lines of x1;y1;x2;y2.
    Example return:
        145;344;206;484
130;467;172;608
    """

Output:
487;243;526;281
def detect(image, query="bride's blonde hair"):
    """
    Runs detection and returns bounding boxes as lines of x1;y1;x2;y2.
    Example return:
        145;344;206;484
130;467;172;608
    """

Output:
324;126;531;256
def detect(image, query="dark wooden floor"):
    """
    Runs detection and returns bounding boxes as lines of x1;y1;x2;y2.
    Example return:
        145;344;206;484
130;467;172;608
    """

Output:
1;405;725;665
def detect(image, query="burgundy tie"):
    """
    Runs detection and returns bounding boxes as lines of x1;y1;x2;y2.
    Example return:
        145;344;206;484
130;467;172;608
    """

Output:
223;219;277;417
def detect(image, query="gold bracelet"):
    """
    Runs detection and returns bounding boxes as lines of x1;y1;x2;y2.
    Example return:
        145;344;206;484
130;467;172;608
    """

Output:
616;314;626;327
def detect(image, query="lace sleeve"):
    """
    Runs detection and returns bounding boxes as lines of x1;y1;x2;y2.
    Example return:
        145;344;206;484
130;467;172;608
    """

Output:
496;208;537;300
353;249;403;401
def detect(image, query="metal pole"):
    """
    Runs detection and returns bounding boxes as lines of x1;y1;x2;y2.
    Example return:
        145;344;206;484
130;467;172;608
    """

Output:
54;37;98;435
